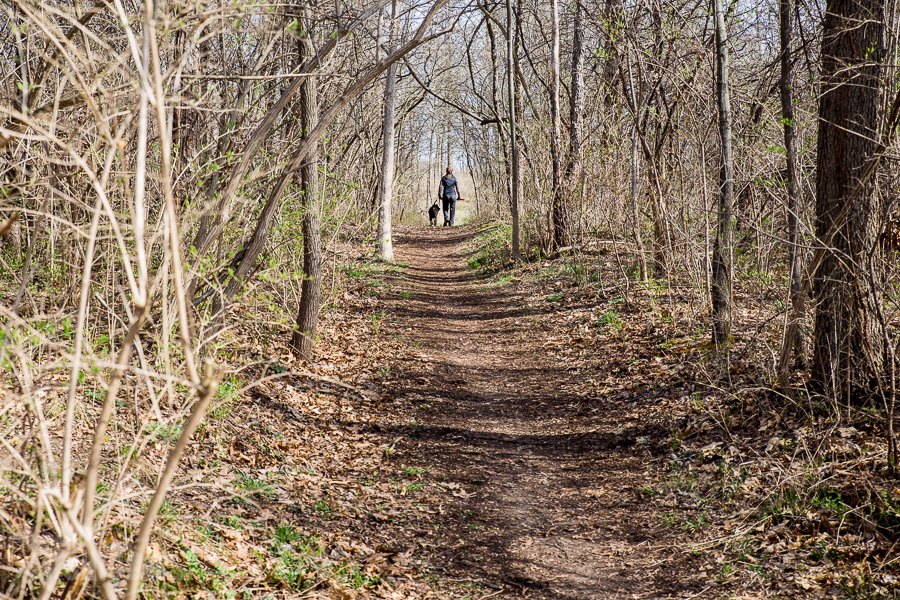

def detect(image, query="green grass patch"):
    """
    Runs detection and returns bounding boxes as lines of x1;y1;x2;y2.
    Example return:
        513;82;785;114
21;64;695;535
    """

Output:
593;311;622;330
467;222;512;273
267;524;380;591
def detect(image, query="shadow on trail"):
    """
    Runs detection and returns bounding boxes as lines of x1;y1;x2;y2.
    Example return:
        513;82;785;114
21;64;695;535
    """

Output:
389;304;534;323
393;227;478;247
372;225;697;600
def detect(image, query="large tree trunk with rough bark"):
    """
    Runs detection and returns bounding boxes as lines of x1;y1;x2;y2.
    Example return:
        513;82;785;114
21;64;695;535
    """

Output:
711;0;734;345
811;0;884;399
291;22;323;359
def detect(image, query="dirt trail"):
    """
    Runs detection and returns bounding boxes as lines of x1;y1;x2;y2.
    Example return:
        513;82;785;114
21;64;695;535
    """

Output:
384;226;708;599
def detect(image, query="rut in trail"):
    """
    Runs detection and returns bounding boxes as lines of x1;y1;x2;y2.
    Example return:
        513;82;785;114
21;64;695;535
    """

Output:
383;225;708;600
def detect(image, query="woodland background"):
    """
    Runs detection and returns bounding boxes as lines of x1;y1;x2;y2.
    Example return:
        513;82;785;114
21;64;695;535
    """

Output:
2;0;900;597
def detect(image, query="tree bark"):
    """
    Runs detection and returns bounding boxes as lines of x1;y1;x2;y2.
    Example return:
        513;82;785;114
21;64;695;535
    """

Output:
171;21;200;197
811;0;884;399
711;0;734;345
776;0;807;383
291;17;323;360
630;127;647;280
600;0;622;107
376;0;398;261
549;0;568;250
563;0;584;197
0;212;21;253
647;157;669;278
506;0;521;260
622;56;648;282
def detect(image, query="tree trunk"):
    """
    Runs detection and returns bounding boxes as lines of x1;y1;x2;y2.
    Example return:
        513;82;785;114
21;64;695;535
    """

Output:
171;23;199;197
549;0;568;250
623;56;648;282
811;0;884;399
506;0;521;260
776;0;807;383
563;0;584;201
376;0;398;261
428;127;435;200
0;212;21;253
647;158;669;278
600;0;622;107
291;19;323;360
462;119;481;215
630;128;647;280
711;0;734;345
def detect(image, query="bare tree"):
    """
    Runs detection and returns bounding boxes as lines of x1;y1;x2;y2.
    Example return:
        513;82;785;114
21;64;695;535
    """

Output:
507;0;521;259
776;0;806;384
377;0;399;260
291;12;323;360
549;0;568;249
563;0;585;212
711;0;734;345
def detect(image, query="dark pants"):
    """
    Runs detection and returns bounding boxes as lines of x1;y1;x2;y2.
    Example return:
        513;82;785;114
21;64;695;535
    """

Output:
442;197;457;226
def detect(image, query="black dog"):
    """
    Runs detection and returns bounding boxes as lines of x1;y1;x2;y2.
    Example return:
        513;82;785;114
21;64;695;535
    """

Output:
428;202;440;226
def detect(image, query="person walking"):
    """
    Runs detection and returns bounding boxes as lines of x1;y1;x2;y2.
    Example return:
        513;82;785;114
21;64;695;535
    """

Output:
438;167;461;226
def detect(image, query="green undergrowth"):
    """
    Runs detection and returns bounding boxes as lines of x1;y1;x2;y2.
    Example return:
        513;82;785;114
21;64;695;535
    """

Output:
145;521;382;598
340;259;410;299
267;524;381;591
466;222;514;272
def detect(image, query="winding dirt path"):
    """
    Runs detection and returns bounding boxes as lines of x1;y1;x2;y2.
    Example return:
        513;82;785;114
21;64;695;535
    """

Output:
382;226;709;599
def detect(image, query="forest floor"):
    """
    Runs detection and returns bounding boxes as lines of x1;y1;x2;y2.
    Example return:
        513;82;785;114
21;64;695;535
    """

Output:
375;224;705;599
369;222;743;599
137;222;895;600
177;222;712;600
5;223;900;599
